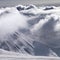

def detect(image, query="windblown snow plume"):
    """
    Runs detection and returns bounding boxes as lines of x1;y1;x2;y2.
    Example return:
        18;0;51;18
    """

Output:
0;4;60;56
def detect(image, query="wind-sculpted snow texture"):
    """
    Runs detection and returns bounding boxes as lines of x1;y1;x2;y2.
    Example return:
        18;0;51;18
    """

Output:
0;4;60;57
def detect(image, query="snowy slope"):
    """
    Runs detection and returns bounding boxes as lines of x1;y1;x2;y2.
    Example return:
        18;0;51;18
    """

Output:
0;5;60;58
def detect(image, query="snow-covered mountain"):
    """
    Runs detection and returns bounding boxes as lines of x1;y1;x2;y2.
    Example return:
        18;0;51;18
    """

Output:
0;5;60;57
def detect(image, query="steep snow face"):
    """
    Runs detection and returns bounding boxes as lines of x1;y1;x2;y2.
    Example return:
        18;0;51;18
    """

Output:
0;5;60;56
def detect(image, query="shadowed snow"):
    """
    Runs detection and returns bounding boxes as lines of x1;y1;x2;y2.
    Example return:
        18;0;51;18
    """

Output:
0;5;60;56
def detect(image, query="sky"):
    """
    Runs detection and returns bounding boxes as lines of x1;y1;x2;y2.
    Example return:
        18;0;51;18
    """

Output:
0;0;60;7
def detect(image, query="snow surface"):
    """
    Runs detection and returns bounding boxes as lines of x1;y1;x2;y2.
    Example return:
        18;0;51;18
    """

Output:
0;5;60;59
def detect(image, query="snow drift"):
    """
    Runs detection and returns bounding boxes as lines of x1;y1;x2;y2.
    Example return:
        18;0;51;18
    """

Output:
0;4;60;56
